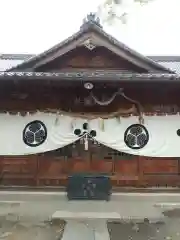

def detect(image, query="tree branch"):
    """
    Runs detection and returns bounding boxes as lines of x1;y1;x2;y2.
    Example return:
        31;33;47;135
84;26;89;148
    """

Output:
97;0;154;24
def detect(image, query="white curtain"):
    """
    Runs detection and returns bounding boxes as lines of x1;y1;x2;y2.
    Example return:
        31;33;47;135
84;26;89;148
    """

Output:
0;113;79;155
90;116;171;157
0;112;180;157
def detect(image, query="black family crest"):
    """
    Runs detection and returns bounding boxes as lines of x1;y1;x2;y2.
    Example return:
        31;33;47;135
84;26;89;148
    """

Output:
23;120;47;147
124;124;149;149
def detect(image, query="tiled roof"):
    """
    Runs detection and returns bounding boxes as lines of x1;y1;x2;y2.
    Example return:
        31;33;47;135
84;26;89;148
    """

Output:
1;54;180;74
148;56;180;74
159;62;180;74
0;54;35;60
0;54;35;71
0;71;179;82
0;59;23;71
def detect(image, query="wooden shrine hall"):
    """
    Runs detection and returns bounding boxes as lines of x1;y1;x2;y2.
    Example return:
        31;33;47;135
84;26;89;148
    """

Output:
0;13;180;193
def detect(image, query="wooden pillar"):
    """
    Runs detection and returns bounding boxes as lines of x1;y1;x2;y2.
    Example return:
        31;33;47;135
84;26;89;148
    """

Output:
0;156;3;184
137;156;145;187
35;154;39;186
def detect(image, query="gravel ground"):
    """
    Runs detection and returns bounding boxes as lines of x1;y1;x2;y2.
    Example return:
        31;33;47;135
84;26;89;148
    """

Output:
0;218;65;240
109;219;180;240
0;216;180;240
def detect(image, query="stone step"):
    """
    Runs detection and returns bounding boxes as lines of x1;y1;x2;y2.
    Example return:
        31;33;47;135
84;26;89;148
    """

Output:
50;201;164;223
52;211;120;221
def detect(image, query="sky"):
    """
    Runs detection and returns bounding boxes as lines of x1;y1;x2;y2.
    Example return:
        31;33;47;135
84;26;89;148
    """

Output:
0;0;179;55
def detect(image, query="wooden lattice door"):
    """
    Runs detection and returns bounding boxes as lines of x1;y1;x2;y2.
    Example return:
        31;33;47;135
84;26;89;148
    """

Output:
0;156;37;186
68;140;91;173
35;141;140;187
90;143;114;174
90;144;139;186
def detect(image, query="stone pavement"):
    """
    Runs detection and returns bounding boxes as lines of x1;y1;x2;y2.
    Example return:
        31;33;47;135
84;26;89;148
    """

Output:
0;191;179;239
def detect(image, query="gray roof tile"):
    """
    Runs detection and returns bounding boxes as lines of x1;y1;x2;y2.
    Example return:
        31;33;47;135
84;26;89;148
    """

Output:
0;54;34;71
0;59;24;71
158;62;180;74
0;54;180;73
0;54;35;60
148;56;180;74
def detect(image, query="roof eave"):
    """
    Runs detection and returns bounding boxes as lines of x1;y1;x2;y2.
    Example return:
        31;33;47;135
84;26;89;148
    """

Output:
0;72;179;83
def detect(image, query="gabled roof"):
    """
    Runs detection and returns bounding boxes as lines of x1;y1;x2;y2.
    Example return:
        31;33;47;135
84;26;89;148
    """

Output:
7;13;173;73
